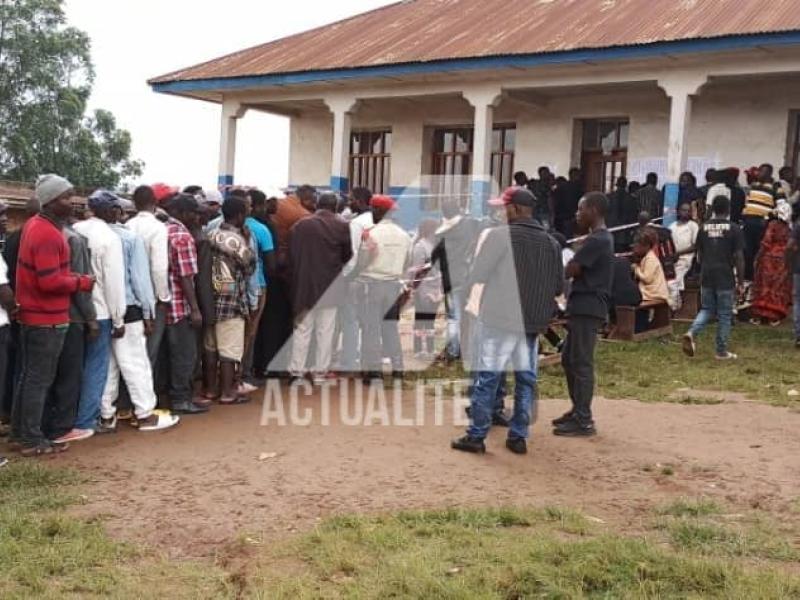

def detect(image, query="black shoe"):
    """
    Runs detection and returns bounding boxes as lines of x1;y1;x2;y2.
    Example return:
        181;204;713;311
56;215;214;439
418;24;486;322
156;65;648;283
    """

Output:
505;437;527;455
553;420;596;437
362;372;383;385
451;435;486;454
492;410;511;427
172;401;209;415
551;411;575;427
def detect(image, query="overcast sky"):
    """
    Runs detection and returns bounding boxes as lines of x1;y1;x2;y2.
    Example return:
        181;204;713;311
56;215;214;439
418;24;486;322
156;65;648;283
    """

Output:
65;0;393;192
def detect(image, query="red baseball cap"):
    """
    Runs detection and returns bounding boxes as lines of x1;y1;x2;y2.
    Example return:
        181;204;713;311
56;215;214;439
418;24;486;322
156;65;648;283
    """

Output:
151;183;179;204
488;186;535;207
370;194;397;211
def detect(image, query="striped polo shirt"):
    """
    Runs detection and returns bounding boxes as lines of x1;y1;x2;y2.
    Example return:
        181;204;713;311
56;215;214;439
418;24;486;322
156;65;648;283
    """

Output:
743;181;785;218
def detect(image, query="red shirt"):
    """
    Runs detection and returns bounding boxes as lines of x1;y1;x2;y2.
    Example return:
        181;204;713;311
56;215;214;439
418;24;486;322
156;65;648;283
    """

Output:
16;214;91;326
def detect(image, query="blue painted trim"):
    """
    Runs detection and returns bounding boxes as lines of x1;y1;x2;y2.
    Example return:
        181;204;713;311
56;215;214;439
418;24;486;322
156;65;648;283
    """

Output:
471;180;493;218
663;183;679;227
152;32;800;94
218;174;234;186
330;175;349;193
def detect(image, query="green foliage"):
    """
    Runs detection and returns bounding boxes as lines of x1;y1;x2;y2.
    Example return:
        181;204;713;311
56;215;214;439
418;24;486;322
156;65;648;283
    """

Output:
0;0;143;189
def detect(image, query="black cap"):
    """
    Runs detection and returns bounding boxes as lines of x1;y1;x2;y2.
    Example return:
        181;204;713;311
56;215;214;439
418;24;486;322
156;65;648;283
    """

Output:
165;193;202;214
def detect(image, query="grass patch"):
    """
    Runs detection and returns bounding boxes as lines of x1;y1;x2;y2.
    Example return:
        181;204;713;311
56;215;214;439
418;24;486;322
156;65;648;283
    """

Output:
0;463;232;599
248;508;800;598
666;520;799;562
537;324;800;406
657;498;722;518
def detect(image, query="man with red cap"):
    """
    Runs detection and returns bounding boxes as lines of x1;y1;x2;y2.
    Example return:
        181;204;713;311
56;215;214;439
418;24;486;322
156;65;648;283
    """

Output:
355;195;412;382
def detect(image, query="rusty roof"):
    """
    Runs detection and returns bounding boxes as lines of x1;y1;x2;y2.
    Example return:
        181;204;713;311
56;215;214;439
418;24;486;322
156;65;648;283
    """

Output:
151;0;800;85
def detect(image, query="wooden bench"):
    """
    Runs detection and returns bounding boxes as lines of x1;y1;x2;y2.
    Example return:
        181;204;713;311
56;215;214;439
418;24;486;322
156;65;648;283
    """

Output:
674;288;700;321
609;300;672;341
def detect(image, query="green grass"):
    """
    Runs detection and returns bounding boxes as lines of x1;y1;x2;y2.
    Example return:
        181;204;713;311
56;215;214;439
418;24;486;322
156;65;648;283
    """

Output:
0;463;232;599
2;465;799;598
537;324;800;406
248;507;800;599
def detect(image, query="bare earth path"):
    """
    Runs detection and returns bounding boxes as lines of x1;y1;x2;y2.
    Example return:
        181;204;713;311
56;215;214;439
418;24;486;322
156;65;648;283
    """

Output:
58;387;800;558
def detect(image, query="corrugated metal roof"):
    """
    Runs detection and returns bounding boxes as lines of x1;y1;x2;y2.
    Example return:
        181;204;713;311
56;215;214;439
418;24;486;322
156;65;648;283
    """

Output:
150;0;800;85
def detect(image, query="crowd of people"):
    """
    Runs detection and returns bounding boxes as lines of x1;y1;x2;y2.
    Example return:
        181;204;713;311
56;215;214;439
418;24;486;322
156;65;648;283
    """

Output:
0;159;797;463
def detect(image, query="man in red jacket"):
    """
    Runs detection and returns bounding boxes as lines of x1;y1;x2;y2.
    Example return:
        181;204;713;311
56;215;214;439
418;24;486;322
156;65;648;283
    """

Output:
10;175;94;456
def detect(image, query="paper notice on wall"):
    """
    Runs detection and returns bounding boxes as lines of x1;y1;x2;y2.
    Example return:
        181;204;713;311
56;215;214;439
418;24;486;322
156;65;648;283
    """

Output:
627;157;720;183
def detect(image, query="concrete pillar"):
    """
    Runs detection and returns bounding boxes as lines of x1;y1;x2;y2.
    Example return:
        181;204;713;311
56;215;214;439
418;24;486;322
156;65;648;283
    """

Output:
464;87;502;216
658;75;707;226
218;101;247;187
325;96;357;193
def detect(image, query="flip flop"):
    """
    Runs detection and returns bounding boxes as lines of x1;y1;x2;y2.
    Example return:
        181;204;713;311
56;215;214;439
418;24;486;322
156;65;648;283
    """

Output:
218;395;251;405
20;442;69;457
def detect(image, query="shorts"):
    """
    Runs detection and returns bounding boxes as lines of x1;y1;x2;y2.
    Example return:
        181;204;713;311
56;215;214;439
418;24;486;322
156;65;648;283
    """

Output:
214;318;246;362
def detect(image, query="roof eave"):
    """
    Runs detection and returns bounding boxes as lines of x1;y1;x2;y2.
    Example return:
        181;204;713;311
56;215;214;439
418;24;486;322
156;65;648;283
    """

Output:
150;31;800;98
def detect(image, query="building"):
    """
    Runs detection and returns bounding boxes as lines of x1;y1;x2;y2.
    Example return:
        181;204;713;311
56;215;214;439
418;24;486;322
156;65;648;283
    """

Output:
1;180;87;232
149;0;800;227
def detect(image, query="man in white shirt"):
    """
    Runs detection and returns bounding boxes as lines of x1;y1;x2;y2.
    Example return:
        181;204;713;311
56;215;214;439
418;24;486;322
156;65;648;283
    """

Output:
357;195;412;382
338;187;374;372
668;202;700;311
126;184;173;367
72;191;127;433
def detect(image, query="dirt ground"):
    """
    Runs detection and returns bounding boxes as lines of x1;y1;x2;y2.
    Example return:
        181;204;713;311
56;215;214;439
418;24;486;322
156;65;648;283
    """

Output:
50;384;800;559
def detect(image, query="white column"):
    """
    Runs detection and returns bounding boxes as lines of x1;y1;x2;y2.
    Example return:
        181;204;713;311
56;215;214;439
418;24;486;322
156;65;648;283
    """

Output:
324;96;357;193
658;75;707;225
464;87;502;216
218;100;247;187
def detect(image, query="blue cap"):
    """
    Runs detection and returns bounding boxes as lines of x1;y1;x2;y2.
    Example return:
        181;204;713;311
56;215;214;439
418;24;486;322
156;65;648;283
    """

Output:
88;190;122;211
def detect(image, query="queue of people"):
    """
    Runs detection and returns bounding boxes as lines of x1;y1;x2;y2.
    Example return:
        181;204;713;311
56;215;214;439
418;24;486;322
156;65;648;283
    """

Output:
0;160;797;464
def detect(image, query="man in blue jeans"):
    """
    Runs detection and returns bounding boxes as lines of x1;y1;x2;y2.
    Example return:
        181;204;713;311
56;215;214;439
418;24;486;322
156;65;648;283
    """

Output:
451;188;563;455
683;195;745;360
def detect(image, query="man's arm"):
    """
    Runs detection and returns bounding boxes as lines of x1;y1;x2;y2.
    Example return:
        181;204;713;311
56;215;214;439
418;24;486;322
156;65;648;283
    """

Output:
467;229;503;288
131;236;156;321
34;239;93;294
68;236;97;324
104;237;128;332
176;236;202;327
151;223;171;303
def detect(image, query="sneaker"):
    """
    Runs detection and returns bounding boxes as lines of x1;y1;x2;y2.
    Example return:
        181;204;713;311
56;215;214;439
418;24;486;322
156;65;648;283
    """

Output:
553;420;597;437
0;456;8;468
451;435;486;454
715;352;738;361
238;381;258;395
96;416;117;434
505;437;528;455
682;333;696;357
551;411;575;427
53;428;95;444
244;375;266;388
117;409;133;421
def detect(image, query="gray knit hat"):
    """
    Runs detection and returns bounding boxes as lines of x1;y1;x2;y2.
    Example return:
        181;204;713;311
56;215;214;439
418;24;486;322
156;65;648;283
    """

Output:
35;174;73;206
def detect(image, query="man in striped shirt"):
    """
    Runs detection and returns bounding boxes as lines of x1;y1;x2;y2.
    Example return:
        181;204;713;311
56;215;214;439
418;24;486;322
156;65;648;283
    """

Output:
742;163;786;280
452;188;563;455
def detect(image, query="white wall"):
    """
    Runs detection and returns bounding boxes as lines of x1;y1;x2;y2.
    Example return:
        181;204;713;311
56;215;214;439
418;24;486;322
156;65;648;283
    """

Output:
285;80;800;189
289;112;332;187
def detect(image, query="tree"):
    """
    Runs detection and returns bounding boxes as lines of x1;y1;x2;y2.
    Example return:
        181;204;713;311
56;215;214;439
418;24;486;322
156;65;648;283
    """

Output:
0;0;143;189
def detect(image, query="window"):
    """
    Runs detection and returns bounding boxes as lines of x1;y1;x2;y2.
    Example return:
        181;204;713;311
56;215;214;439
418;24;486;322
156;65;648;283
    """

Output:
580;118;629;194
491;125;516;189
349;130;391;194
432;127;474;178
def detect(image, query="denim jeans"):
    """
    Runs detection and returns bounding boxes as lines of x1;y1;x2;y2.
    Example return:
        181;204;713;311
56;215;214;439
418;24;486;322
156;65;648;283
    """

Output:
75;319;112;430
467;323;539;441
688;287;735;356
445;289;464;359
11;324;68;447
794;275;800;340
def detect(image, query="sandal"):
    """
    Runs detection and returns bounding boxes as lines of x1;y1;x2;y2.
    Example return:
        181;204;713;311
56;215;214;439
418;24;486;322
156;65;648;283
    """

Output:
20;442;69;457
218;395;251;405
138;411;180;432
193;396;215;408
